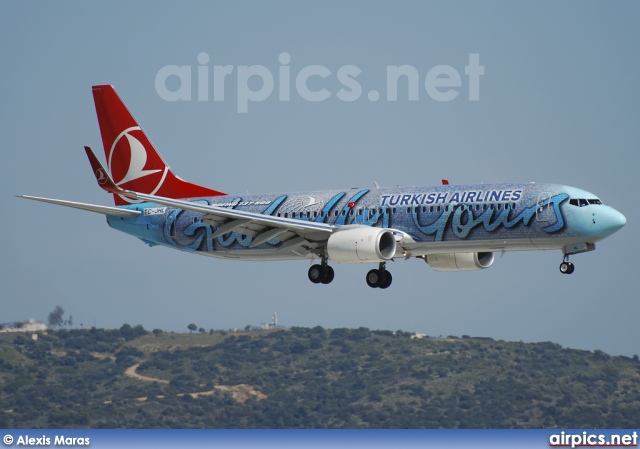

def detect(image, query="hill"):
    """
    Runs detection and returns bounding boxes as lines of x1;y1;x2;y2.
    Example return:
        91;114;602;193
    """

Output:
1;325;639;428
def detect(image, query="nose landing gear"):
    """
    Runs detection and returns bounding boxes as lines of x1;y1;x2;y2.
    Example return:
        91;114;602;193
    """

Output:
559;256;575;274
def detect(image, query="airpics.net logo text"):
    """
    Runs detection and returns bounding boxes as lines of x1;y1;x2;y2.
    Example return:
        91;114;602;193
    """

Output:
155;52;484;113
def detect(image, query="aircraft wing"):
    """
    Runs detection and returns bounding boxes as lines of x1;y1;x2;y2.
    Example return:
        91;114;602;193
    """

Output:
81;145;413;257
126;191;417;257
82;145;333;252
130;191;334;251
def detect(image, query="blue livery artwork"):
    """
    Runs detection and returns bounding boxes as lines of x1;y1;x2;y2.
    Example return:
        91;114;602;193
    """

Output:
20;85;626;288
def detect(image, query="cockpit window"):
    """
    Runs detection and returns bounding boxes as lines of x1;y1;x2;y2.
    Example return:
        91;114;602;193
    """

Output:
569;198;602;207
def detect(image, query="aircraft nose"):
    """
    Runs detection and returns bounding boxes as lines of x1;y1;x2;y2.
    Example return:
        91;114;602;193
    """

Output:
599;206;626;236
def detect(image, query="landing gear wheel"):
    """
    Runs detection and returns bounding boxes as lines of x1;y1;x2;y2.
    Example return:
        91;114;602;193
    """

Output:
309;263;335;284
559;261;575;274
366;269;384;288
366;267;392;289
559;262;569;274
308;264;324;283
379;271;392;289
321;266;335;284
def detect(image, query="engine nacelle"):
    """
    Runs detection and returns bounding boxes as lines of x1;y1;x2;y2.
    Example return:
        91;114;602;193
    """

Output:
327;226;397;263
425;252;495;272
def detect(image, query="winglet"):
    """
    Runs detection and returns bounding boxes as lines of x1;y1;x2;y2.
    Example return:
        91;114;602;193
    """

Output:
84;146;132;197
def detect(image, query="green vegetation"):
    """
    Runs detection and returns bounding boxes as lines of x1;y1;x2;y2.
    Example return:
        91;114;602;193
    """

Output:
1;325;639;428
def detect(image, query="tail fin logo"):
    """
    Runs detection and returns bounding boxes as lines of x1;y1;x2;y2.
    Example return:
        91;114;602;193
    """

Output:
92;85;225;205
107;126;167;199
95;168;108;185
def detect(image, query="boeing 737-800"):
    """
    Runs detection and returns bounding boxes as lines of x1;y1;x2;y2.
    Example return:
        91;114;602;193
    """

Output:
20;85;626;288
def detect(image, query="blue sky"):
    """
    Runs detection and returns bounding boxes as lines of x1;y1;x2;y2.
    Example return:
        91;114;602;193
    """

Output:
2;2;638;356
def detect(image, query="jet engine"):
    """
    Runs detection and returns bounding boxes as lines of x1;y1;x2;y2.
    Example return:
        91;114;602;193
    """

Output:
327;226;397;263
425;252;495;272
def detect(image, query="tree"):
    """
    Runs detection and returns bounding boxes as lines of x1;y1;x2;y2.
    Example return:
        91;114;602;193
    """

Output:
48;306;65;329
187;323;197;333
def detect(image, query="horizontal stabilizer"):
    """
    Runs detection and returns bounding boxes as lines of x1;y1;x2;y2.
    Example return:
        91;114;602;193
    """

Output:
17;195;140;218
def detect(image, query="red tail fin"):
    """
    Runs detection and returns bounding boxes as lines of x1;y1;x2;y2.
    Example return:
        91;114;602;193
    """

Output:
91;85;225;205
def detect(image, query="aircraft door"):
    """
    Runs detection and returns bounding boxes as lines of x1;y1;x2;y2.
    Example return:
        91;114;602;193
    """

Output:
536;192;553;222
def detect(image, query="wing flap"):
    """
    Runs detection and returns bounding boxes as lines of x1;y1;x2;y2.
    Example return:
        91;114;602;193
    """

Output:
249;228;290;248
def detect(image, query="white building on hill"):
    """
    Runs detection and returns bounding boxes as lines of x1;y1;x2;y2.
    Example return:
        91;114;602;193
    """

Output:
0;319;47;333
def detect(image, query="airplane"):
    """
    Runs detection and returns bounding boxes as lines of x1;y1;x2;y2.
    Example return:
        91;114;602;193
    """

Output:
19;85;626;288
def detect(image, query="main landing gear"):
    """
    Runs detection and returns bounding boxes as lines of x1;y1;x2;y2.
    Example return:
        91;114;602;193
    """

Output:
308;260;394;288
559;256;575;275
308;260;335;284
366;262;392;289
